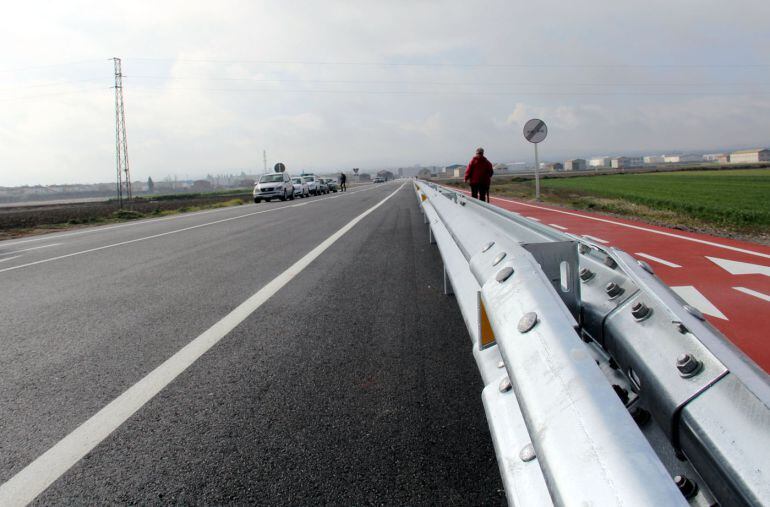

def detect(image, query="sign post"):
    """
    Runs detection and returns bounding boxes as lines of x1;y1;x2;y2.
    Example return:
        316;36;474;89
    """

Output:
523;118;548;201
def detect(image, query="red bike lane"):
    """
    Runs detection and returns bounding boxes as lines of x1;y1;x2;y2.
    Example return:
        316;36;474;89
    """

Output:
475;193;770;373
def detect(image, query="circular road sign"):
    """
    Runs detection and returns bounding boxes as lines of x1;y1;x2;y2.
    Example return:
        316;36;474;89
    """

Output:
274;162;286;173
523;119;548;144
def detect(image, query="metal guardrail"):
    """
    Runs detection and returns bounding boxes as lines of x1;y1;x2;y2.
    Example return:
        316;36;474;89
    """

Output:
415;180;770;506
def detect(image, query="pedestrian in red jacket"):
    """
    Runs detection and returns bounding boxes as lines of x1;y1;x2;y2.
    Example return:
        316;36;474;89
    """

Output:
465;147;494;202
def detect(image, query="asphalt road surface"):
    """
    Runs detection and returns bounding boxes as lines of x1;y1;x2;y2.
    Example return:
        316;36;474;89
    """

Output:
0;182;503;505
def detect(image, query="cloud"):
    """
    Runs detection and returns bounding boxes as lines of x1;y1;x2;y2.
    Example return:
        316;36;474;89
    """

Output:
1;0;769;185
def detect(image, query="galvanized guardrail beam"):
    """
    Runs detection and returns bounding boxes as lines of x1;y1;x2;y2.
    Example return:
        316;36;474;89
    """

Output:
415;180;769;507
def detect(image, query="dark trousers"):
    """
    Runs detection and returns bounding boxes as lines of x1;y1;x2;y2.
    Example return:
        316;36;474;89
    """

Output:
340;181;346;191
470;183;490;202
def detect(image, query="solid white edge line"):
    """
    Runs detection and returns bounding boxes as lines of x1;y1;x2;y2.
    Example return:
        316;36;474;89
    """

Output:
0;255;21;263
485;195;770;260
548;224;568;230
634;252;682;268
583;234;609;244
733;286;770;303
0;185;383;275
0;183;405;507
0;185;377;247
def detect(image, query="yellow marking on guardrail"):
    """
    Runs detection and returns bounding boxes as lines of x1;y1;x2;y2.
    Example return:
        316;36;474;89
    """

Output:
420;193;427;202
478;292;496;349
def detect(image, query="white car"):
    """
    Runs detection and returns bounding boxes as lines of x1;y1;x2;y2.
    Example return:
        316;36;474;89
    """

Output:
301;175;321;195
253;172;295;202
291;177;310;198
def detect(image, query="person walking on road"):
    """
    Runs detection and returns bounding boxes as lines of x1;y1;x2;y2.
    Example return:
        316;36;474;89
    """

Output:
339;172;347;192
465;147;494;202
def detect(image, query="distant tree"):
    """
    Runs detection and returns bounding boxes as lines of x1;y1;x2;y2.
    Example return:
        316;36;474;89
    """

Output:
147;176;155;194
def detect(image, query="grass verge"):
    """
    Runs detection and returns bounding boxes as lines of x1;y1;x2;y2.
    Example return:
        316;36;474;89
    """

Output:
0;198;247;241
447;169;770;244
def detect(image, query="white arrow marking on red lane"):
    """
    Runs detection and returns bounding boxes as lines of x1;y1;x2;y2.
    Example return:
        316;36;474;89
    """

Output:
706;257;770;277
671;286;728;320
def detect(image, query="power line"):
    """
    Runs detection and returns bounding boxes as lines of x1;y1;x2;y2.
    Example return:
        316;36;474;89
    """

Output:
125;85;770;97
125;75;770;87
0;59;105;74
127;57;770;68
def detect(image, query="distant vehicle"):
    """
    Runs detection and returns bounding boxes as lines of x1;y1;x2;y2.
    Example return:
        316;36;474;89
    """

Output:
291;177;310;198
317;179;329;194
253;172;295;202
373;177;385;183
323;178;339;192
301;175;322;195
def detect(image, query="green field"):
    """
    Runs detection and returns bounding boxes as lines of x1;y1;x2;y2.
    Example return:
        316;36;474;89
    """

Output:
536;169;770;231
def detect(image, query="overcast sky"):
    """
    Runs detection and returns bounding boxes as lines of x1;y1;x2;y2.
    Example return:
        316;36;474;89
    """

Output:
1;0;769;186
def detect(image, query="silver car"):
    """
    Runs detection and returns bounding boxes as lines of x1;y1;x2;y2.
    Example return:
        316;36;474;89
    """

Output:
301;175;321;195
291;177;310;198
253;173;295;202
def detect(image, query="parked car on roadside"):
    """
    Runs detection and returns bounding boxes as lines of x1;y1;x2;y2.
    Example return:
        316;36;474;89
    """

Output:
253;172;295;202
323;178;339;192
291;177;310;198
301;175;321;195
317;179;329;194
373;177;385;183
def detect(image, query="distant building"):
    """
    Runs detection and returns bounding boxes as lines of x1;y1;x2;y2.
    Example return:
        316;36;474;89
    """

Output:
644;155;665;164
589;157;612;169
442;164;465;178
491;163;509;175
417;168;432;179
663;154;702;164
703;153;730;164
564;159;587;171
611;157;643;169
730;148;770;164
544;162;564;172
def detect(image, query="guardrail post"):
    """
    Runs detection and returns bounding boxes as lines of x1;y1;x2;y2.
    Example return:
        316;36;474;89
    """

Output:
443;264;453;295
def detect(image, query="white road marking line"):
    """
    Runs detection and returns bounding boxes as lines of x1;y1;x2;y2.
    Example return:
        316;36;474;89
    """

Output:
583;234;609;244
706;256;770;277
733;286;770;303
0;186;379;247
671;286;728;320
0;186;383;275
0;255;21;263
0;183;405;507
549;224;568;230
0;243;61;256
525;216;540;221
487;195;770;260
291;202;308;207
634;252;682;268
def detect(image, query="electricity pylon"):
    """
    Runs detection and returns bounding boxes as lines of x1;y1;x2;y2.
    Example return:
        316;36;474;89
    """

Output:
112;57;131;206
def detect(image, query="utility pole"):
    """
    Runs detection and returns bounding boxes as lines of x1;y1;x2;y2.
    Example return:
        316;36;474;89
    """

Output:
112;57;132;206
263;150;267;173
